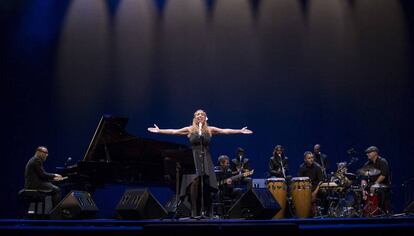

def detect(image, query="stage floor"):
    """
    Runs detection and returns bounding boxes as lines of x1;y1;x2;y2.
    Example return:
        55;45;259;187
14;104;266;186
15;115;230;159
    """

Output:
1;216;414;236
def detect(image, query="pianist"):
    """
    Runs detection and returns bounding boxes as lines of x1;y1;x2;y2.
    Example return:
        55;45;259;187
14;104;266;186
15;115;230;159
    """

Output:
24;146;63;207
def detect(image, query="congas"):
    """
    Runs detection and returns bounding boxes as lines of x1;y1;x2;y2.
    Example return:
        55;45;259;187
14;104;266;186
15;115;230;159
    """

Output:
290;177;312;218
266;178;287;218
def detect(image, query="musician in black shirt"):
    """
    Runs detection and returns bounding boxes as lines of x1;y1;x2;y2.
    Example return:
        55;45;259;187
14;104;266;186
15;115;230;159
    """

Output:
215;155;242;201
360;146;391;214
24;146;63;206
268;145;288;178
361;146;390;185
298;151;324;200
230;147;252;188
230;147;251;173
313;144;329;180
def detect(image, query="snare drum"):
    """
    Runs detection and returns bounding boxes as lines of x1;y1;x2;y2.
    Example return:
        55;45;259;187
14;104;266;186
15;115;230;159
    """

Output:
266;178;287;218
290;177;312;218
319;182;340;189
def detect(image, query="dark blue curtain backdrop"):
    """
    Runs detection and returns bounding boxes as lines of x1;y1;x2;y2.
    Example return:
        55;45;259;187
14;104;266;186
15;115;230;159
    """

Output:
1;0;414;218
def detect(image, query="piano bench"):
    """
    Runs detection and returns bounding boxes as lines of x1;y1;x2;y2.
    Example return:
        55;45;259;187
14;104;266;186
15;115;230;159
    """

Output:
18;189;53;219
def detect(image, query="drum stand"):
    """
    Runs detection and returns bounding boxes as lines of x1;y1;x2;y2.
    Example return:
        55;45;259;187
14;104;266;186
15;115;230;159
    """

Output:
280;159;296;218
360;176;388;217
362;189;388;217
285;180;296;218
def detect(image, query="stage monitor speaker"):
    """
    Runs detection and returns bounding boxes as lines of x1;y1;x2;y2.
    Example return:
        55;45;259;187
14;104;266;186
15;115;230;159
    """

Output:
164;195;191;218
404;201;414;213
49;191;98;220
116;188;167;219
228;188;280;219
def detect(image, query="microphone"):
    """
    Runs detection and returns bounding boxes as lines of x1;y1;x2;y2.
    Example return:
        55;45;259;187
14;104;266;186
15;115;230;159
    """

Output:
198;122;202;136
64;157;73;167
347;148;356;156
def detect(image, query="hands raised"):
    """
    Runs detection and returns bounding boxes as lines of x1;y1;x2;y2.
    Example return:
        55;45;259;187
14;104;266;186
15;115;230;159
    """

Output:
241;127;253;134
147;124;160;133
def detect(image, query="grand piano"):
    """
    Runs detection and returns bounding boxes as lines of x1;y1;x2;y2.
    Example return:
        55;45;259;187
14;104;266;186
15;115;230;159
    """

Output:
59;115;193;192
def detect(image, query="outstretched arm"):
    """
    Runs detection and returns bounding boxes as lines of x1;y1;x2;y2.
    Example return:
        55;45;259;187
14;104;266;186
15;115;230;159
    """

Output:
147;124;190;135
210;126;253;135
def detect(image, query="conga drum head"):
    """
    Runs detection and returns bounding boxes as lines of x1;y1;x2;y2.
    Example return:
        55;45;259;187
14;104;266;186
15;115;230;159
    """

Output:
266;177;286;183
291;177;310;182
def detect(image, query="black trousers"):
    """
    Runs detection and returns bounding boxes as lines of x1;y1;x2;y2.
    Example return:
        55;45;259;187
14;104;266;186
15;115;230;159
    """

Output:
37;182;61;207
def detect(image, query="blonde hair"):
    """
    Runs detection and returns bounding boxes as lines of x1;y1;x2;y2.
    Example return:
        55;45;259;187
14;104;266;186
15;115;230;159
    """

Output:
189;109;211;136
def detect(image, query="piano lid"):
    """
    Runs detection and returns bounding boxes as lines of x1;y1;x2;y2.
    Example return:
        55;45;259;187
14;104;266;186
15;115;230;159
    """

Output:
83;115;189;163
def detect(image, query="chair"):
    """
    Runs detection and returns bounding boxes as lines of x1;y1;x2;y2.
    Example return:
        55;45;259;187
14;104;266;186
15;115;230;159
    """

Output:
18;189;53;219
211;189;236;218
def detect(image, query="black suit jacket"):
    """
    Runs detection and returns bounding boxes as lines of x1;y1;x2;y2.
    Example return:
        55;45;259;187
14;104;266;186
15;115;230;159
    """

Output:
230;157;250;173
24;156;55;189
268;155;289;177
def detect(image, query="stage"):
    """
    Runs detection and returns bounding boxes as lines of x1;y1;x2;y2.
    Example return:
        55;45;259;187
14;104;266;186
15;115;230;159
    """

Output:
1;216;414;236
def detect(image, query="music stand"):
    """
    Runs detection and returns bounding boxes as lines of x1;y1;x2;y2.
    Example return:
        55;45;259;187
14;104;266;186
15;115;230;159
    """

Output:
163;149;195;219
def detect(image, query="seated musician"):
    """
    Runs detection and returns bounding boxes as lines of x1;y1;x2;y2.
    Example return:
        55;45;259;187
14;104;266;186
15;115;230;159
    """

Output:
214;155;242;202
361;146;391;214
268;145;289;178
298;151;325;215
24;146;63;207
230;147;252;188
331;162;352;188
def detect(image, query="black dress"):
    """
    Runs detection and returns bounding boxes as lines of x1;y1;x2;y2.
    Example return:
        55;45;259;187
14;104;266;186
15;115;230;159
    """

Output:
180;132;218;197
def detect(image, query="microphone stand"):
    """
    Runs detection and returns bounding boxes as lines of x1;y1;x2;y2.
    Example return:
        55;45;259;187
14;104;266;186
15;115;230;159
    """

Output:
279;155;294;218
319;154;328;181
172;162;181;220
195;129;209;219
280;156;286;179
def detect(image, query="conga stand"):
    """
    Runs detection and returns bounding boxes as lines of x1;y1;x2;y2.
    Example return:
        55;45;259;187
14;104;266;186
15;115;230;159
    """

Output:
280;158;295;218
321;157;328;182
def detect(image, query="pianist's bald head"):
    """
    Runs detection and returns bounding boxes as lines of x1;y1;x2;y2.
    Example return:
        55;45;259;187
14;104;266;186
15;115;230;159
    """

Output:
35;146;49;161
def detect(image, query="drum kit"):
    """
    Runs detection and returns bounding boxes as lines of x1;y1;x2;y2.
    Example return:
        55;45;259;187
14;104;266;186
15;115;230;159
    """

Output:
320;163;389;218
266;162;389;218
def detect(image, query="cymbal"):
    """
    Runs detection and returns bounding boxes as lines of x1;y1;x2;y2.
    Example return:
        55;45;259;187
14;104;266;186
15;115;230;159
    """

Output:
344;172;357;180
370;183;389;189
357;167;381;176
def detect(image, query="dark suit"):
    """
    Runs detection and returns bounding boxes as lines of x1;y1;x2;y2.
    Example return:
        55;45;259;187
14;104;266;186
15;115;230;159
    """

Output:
313;152;329;180
24;156;61;206
230;157;252;188
268;155;288;178
230;157;251;173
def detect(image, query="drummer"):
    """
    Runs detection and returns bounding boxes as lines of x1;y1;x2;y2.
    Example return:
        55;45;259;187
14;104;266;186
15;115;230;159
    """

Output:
361;146;390;185
268;145;289;178
360;146;391;213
